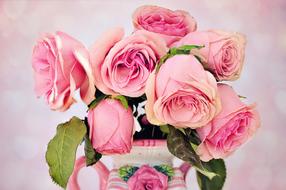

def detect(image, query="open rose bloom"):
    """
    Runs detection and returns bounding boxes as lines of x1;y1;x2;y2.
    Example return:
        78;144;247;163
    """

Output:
196;84;260;161
32;31;94;111
145;55;221;128
31;4;260;190
90;28;168;97
174;30;246;81
133;5;197;46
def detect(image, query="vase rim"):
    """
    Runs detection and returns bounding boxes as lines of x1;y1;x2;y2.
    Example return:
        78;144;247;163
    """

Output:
133;139;167;147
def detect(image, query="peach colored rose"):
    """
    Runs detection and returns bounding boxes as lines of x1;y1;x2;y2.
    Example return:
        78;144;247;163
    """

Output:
87;99;134;154
127;165;168;190
196;84;260;161
145;55;221;129
32;31;95;111
90;28;167;97
174;30;246;81
133;5;197;46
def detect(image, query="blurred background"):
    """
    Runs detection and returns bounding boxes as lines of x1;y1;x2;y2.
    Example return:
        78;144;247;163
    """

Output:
0;0;285;189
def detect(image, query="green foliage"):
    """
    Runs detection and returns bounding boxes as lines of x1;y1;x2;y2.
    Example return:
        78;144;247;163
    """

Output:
112;95;129;109
159;125;170;134
88;95;107;110
119;165;175;182
167;125;216;179
197;159;227;190
88;94;129;111
119;166;139;182
84;133;102;166
156;45;204;72
238;95;247;99
184;128;201;145
45;117;86;188
83;118;102;167
153;165;174;181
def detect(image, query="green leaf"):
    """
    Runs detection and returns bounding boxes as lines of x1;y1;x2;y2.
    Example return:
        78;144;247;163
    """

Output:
167;125;216;180
84;134;102;166
159;125;170;134
45;117;87;188
112;95;129;109
88;95;107;110
156;44;204;73
83;118;102;166
156;54;171;73
154;165;174;181
176;44;205;51
167;126;201;166
119;166;139;182
238;95;247;99
196;159;227;190
184;128;202;145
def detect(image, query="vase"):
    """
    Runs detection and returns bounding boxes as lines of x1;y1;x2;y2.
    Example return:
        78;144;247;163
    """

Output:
68;139;191;190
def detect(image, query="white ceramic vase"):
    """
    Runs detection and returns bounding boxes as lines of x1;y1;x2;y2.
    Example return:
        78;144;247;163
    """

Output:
68;139;191;190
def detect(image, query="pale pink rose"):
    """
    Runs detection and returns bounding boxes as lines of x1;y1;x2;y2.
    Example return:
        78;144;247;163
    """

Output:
127;165;168;190
32;31;95;111
133;5;197;46
90;28;167;97
196;84;260;161
145;55;221;129
88;99;134;154
174;30;246;81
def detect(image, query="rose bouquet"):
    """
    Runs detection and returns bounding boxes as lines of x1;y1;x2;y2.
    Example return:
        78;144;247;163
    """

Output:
31;5;260;190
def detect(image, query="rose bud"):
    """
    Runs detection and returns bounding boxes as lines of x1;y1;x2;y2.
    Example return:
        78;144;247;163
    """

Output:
196;84;260;161
90;27;167;98
145;55;221;129
87;98;134;154
127;165;168;190
174;30;246;81
132;5;197;46
32;31;95;111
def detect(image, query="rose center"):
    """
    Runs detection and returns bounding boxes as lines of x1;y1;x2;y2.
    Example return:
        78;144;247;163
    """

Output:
211;112;251;149
113;49;155;87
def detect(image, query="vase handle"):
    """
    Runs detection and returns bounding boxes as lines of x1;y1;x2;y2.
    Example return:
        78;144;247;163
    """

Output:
179;162;192;181
68;156;110;190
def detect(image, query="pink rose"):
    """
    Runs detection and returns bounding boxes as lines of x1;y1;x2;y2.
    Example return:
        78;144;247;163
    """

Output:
133;5;197;46
196;84;260;161
32;31;95;111
87;98;134;154
90;28;167;97
127;165;168;190
145;55;221;129
174;30;246;81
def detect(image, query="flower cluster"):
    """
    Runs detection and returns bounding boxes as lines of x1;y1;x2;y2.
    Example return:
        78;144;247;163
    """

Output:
32;5;260;190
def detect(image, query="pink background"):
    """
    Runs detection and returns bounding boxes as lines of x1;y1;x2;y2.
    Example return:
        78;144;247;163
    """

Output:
0;0;285;189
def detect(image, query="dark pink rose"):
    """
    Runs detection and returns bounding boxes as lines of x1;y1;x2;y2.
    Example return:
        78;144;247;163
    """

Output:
127;165;168;190
32;31;95;111
90;28;167;97
133;5;197;46
88;99;134;155
197;84;260;161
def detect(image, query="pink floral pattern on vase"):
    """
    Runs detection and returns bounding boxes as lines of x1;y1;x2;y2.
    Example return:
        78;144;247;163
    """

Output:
127;165;168;190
